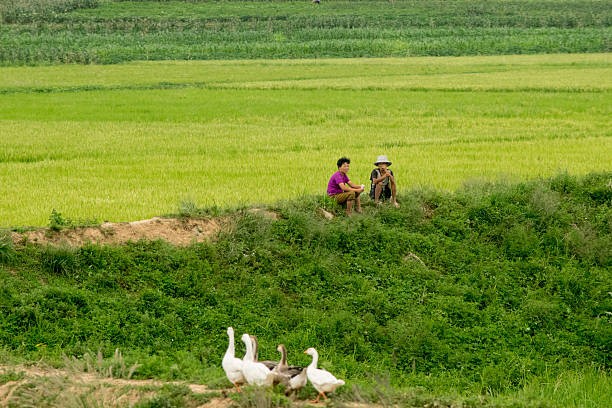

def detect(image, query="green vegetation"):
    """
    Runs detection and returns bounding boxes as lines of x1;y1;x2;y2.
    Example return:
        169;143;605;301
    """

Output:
0;1;610;406
1;54;610;227
1;0;610;65
0;173;610;406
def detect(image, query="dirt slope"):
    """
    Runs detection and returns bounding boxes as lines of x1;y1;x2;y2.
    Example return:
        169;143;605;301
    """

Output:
0;364;229;408
1;364;384;408
10;217;228;247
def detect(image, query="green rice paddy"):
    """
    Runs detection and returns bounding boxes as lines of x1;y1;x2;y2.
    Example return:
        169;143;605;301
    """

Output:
1;53;610;227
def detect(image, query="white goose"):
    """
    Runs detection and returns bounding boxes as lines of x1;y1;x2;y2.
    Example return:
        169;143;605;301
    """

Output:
221;327;245;391
304;347;345;403
241;333;274;386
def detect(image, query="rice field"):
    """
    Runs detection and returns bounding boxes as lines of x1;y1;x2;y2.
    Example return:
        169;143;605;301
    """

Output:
1;53;611;227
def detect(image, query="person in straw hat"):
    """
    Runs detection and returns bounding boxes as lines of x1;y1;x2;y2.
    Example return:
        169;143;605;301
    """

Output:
369;155;399;208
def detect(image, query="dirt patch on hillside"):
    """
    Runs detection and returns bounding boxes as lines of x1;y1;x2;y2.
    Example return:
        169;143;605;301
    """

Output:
10;217;229;248
0;364;387;408
0;364;227;408
9;208;285;248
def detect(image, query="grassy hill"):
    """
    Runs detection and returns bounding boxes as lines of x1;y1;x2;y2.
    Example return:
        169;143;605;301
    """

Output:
1;0;610;65
1;172;610;406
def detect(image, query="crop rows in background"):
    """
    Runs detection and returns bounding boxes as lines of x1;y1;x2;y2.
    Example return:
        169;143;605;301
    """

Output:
0;0;610;65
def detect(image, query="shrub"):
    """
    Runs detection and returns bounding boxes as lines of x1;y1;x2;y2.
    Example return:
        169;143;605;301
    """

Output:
48;209;71;231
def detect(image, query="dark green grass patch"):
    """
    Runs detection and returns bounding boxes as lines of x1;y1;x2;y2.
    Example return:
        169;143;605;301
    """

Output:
0;172;610;402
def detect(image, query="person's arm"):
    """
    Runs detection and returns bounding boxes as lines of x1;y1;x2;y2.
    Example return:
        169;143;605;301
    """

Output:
340;181;364;192
372;169;391;184
371;169;381;184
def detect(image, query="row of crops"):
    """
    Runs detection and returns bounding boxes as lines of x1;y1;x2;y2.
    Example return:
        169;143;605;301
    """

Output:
4;29;606;65
1;0;610;65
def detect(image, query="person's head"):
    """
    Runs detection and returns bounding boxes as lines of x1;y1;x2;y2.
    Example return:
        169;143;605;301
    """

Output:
337;157;351;173
374;155;392;171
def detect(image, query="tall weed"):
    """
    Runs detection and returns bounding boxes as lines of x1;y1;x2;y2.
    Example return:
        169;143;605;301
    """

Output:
71;348;141;379
39;245;77;275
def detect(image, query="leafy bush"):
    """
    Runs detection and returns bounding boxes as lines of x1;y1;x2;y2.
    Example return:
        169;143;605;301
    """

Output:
48;209;72;231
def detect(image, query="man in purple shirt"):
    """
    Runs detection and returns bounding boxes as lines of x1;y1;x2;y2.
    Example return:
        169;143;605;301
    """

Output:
327;157;365;216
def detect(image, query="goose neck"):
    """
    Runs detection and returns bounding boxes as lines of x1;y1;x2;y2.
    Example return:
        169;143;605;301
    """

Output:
226;331;235;354
309;351;319;369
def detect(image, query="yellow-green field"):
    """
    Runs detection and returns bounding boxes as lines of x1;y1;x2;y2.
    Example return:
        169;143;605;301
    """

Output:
1;53;610;227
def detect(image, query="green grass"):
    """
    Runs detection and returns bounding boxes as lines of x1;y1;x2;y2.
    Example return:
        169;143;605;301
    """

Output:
0;54;610;227
0;172;610;406
1;0;609;64
515;369;611;408
1;53;610;91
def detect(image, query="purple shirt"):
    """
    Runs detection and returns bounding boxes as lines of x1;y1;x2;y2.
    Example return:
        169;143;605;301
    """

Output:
327;171;350;196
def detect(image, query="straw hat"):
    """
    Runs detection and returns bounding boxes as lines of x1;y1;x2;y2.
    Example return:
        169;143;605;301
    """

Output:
374;155;392;166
